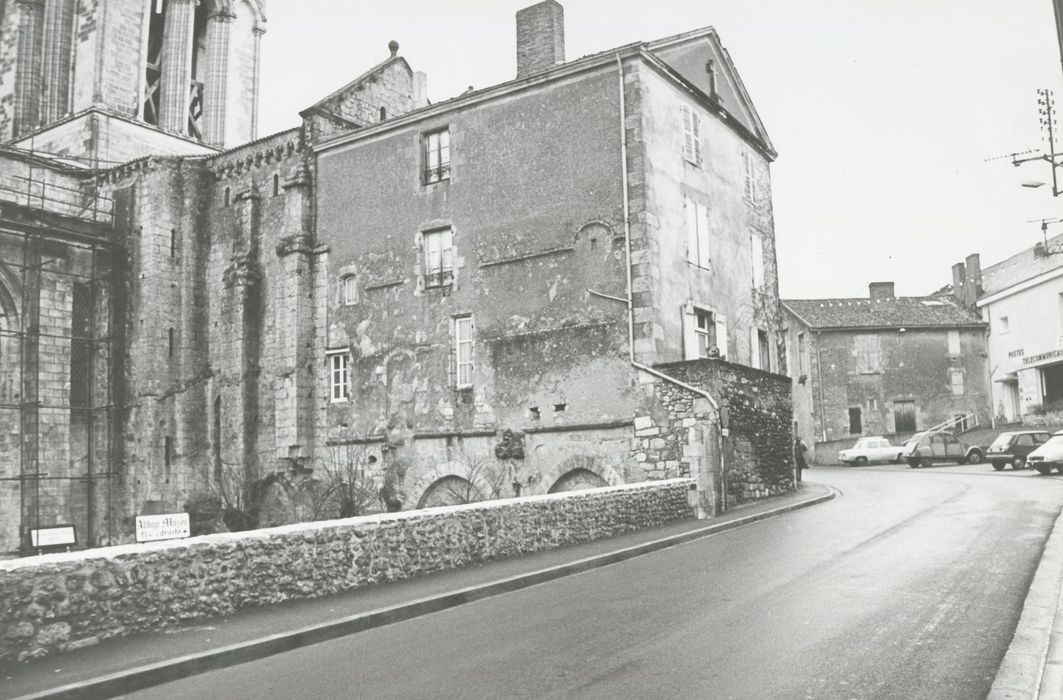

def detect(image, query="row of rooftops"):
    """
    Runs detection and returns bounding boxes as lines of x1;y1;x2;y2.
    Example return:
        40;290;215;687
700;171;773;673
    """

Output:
785;231;1063;331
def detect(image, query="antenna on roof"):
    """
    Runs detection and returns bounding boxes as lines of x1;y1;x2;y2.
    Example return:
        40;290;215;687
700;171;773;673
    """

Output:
984;148;1038;163
1026;217;1063;256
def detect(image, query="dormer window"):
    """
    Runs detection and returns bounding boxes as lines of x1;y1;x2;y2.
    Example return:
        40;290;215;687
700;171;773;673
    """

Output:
423;128;451;184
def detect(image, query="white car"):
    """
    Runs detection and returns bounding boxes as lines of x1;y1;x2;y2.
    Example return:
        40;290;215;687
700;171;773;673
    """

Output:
838;436;904;466
1026;432;1063;475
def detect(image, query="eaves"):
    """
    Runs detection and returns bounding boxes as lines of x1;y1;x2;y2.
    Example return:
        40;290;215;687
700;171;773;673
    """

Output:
976;265;1063;308
809;323;987;333
312;42;646;156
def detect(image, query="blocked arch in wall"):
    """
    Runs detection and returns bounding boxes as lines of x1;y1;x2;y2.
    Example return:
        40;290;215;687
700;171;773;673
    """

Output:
543;454;621;494
413;461;495;509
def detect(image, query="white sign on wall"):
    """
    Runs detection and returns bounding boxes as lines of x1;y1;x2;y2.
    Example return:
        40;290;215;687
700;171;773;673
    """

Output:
30;525;77;548
135;513;191;543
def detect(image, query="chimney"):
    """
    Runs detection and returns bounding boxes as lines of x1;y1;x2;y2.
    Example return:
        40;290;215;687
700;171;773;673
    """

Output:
516;1;565;78
963;253;982;306
951;262;966;294
869;282;895;303
412;71;428;109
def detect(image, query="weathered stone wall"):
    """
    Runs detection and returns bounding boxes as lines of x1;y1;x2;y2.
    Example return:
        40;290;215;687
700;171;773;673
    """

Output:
650;358;794;505
632;55;781;370
316;64;637;510
810;328;989;443
0;479;693;665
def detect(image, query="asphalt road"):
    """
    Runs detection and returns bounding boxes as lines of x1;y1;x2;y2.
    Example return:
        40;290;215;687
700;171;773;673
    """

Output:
121;466;1063;700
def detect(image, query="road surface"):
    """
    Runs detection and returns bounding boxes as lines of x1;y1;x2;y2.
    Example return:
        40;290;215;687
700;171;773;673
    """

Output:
122;465;1063;699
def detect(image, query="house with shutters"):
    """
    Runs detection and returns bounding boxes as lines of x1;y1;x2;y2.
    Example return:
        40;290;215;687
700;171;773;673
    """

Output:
782;282;989;462
315;0;794;512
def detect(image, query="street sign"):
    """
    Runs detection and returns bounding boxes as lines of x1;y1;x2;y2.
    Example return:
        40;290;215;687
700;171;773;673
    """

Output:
135;513;190;543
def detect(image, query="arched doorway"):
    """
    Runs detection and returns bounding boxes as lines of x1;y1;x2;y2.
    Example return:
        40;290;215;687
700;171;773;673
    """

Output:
548;468;608;494
417;476;483;508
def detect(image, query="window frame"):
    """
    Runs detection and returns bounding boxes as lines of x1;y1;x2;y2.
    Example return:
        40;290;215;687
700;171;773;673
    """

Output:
454;315;474;389
694;308;716;358
751;234;765;288
422;227;455;288
422;127;451;185
949;368;965;396
342;274;358;306
328;350;350;403
743;150;761;204
855;334;882;373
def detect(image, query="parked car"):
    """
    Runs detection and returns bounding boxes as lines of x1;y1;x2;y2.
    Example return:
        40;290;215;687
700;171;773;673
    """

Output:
903;430;984;468
1027;432;1063;475
838;436;904;466
986;430;1052;470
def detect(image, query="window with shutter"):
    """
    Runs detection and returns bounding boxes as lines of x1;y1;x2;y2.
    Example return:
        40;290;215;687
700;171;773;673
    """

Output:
685;197;711;268
681;105;702;166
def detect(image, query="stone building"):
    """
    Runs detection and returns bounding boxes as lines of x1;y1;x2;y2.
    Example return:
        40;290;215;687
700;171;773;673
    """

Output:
315;1;793;513
951;236;1063;425
782;282;989;463
0;0;796;554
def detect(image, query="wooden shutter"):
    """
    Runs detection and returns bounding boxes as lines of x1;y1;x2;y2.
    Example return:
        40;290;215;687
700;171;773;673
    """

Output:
685;197;699;263
696;202;710;268
682;302;699;360
715;316;728;360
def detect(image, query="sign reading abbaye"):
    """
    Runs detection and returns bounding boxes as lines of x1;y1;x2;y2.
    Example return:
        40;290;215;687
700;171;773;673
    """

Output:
135;513;191;543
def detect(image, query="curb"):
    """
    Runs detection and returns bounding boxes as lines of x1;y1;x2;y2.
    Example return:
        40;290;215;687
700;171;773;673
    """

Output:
988;503;1063;700
12;488;836;700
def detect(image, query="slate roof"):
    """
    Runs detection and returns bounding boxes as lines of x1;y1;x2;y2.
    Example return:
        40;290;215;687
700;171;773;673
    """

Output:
980;231;1063;298
782;296;984;331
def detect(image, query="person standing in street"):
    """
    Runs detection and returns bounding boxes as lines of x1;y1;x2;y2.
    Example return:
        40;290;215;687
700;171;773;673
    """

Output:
794;435;809;482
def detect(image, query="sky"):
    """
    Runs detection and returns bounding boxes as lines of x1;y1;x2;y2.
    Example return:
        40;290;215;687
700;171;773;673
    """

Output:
257;0;1063;300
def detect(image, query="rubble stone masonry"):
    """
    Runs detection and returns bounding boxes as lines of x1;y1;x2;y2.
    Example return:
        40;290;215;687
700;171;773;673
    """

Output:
0;479;692;665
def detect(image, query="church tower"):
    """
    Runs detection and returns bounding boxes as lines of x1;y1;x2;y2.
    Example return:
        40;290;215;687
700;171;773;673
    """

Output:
0;0;265;164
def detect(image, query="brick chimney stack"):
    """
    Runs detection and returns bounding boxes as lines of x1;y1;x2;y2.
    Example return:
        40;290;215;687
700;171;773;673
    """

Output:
960;253;983;307
951;262;966;293
869;282;896;303
516;1;565;78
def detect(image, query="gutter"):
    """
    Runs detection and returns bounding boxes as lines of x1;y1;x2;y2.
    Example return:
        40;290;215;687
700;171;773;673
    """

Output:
614;53;725;518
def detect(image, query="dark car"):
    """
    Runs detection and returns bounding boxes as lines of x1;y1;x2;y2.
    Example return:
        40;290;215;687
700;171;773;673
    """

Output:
986;430;1052;470
902;430;984;468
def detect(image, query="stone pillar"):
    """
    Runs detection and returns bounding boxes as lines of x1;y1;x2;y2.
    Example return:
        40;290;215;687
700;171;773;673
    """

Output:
201;7;234;147
158;0;196;135
14;0;45;136
40;0;75;124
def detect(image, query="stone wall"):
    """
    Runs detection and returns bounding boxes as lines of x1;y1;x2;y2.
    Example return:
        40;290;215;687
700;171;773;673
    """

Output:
0;479;693;665
648;358;794;506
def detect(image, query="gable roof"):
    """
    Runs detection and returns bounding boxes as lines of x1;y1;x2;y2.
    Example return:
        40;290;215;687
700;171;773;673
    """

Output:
782;296;984;331
647;27;774;156
300;55;413;121
315;28;774;159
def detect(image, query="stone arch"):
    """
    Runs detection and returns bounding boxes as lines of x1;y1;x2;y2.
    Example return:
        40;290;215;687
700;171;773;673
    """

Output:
542;454;622;495
548;468;608;494
412;460;495;509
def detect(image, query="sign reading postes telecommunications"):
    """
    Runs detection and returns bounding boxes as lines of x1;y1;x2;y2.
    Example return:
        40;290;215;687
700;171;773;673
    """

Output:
135;513;191;543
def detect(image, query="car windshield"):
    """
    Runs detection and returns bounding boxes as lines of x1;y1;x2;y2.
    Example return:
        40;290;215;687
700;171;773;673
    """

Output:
990;434;1015;450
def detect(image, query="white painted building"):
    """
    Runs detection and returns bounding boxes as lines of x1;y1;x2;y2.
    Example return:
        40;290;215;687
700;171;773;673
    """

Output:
968;232;1063;423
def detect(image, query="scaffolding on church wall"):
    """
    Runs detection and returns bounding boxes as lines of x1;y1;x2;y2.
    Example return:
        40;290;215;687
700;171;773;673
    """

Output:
0;176;117;556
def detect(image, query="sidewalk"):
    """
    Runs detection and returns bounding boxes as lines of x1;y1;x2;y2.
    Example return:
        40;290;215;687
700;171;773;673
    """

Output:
989;499;1063;700
2;483;833;700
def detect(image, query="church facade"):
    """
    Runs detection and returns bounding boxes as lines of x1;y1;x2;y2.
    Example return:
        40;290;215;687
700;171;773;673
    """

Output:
0;0;794;555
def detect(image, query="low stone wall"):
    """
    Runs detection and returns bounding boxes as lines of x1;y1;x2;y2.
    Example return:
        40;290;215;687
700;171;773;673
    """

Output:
0;479;692;665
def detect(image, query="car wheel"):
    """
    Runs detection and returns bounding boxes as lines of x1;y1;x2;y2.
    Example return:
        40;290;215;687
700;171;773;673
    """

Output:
1037;465;1053;475
967;450;983;464
1056;465;1063;475
909;459;922;469
1011;457;1026;470
992;462;1005;471
854;456;868;466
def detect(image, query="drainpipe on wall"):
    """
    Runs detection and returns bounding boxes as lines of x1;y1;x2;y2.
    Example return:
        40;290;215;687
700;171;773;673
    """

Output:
614;53;724;519
815;329;827;443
